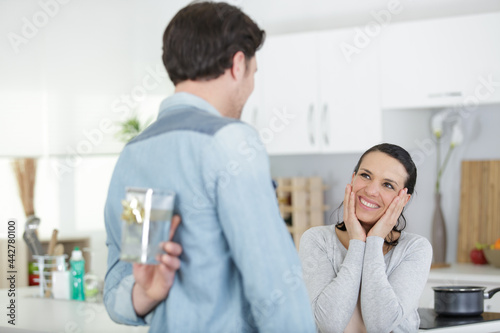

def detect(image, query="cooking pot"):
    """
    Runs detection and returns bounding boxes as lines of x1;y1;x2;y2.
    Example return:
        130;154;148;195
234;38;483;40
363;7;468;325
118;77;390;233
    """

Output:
433;286;500;316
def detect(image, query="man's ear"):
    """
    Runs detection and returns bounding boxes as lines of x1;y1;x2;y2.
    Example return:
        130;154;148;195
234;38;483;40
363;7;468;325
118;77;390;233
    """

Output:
230;51;246;81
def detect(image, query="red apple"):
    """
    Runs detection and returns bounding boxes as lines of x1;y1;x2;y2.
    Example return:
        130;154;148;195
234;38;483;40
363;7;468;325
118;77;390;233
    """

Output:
470;248;488;265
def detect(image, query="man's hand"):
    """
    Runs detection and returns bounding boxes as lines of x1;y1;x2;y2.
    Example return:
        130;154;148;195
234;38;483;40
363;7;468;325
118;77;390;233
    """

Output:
132;215;182;317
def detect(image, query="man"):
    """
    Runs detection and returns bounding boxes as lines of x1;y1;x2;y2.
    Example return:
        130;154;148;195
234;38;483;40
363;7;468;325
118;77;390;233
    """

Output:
103;2;316;332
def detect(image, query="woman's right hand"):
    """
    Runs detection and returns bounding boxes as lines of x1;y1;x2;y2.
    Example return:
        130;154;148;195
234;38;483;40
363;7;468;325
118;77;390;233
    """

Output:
343;184;366;242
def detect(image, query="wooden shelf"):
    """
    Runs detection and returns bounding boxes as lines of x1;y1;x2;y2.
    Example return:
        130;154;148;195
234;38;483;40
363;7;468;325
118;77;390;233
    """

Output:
275;177;328;249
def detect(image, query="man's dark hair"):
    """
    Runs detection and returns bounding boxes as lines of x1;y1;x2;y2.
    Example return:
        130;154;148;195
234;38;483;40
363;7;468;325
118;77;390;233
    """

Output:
162;1;265;85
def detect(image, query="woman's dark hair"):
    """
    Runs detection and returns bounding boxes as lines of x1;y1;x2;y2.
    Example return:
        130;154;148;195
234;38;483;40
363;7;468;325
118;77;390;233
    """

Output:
162;1;265;85
335;143;417;246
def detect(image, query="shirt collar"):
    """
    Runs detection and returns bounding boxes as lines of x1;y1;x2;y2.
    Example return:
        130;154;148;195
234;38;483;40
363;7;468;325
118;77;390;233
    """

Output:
158;92;222;119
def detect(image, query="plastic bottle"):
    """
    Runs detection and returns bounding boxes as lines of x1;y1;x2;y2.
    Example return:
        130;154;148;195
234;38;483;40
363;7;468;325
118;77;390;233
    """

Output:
70;247;85;301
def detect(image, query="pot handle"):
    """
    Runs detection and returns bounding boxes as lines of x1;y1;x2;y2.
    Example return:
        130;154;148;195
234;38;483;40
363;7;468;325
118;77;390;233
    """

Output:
484;288;500;299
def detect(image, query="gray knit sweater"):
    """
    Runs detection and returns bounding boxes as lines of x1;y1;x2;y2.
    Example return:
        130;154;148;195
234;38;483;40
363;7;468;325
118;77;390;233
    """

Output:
299;225;432;333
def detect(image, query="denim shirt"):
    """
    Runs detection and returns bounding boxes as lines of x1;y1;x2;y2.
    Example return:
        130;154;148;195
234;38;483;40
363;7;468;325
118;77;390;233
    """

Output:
103;92;316;333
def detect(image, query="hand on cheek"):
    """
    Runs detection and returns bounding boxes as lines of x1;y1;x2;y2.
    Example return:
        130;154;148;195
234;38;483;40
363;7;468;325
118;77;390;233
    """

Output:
367;188;408;239
343;184;367;242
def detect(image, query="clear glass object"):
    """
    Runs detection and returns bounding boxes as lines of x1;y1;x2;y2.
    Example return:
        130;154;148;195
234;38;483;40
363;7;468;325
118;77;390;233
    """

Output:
32;254;67;298
120;187;175;264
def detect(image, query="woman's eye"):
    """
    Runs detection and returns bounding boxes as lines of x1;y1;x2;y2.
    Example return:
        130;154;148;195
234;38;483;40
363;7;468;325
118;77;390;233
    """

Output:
384;183;394;190
360;173;370;179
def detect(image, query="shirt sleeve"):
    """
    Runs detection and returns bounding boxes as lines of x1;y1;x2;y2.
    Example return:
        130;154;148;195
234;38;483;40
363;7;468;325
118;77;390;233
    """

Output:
299;228;366;333
360;235;433;333
204;123;316;333
102;174;154;326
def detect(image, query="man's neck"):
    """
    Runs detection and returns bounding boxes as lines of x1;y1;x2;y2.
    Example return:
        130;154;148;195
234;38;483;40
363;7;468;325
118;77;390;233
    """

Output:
175;79;234;118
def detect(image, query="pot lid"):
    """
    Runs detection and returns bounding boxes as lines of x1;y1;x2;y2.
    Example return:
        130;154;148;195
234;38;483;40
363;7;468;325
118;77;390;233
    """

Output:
433;286;486;292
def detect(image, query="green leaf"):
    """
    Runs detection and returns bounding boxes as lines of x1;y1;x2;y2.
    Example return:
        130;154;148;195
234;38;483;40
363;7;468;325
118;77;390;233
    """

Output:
115;114;153;143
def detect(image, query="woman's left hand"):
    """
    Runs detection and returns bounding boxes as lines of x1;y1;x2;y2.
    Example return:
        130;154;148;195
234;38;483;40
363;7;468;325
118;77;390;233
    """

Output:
367;188;408;239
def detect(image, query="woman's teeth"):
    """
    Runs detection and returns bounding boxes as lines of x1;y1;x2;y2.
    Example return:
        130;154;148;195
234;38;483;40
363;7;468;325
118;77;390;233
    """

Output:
360;198;379;209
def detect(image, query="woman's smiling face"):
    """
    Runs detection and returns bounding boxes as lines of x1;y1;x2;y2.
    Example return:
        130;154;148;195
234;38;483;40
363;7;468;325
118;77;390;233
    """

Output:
351;151;410;225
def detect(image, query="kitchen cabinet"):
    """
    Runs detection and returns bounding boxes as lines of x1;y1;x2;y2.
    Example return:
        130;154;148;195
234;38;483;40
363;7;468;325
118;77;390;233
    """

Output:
318;29;382;153
258;29;381;155
380;12;500;110
259;33;321;155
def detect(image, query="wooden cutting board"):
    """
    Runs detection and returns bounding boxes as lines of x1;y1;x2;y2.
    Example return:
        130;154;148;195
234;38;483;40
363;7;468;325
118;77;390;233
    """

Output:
457;160;500;263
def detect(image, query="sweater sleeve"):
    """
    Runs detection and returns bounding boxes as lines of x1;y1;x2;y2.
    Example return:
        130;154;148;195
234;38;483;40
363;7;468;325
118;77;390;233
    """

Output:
360;236;433;333
299;228;366;333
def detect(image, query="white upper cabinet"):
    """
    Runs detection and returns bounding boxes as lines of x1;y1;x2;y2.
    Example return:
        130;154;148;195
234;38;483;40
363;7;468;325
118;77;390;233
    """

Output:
256;29;382;155
259;33;321;155
380;12;500;109
318;29;382;153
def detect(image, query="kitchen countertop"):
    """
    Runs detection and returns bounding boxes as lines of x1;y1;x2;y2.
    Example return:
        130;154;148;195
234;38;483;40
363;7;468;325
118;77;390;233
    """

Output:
428;263;500;284
0;287;148;333
420;322;500;333
2;284;500;332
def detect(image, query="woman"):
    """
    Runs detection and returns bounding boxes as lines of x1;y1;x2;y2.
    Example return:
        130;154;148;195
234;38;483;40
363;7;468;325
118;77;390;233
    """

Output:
299;143;432;333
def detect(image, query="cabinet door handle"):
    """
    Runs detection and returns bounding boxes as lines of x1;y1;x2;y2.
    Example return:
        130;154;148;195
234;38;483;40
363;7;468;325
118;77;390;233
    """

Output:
322;104;330;146
308;104;315;146
428;91;463;98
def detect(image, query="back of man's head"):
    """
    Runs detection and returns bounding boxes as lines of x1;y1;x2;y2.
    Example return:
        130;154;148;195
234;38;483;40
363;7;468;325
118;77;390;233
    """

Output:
162;1;265;86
